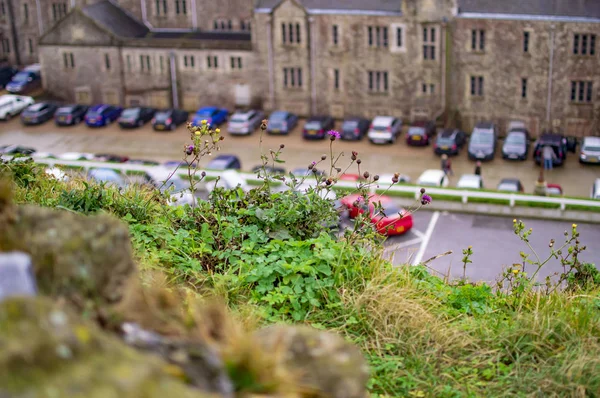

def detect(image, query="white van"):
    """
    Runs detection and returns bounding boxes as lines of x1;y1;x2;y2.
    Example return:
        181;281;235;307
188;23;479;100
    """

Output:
0;94;35;120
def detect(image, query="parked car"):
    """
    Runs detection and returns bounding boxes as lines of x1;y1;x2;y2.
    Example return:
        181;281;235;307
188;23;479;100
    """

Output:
228;109;265;135
434;128;466;156
0;67;17;89
94;154;129;163
291;167;326;178
340;117;370;141
456;174;483;189
191;106;228;126
591;178;600;200
84;104;123;127
6;71;41;94
341;194;413;236
118;107;156;128
266;111;298;135
546;183;563;196
0;144;36;155
302;116;335;140
378;173;411;184
57;152;94;161
406;120;436;146
367;116;402;144
468;122;498;161
579;136;600;164
152;109;189;131
417;169;449;188
497;178;524;193
20;102;58;125
87;168;127;188
163;160;198;168
45;167;68;182
205;169;250;194
143;167;195;207
502;128;530;160
533;132;568;167
0;94;35;120
206;154;241;170
54;104;89;126
251;165;286;175
127;159;160;166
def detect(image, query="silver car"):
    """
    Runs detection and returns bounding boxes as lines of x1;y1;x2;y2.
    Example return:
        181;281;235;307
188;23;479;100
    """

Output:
367;116;403;144
227;109;265;135
579;136;600;164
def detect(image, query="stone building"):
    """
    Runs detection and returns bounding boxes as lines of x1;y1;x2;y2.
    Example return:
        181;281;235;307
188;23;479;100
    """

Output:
4;0;600;137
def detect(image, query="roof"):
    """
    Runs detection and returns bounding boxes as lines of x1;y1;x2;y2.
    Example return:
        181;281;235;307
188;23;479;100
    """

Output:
255;0;402;15
458;0;600;21
82;1;149;38
147;31;251;41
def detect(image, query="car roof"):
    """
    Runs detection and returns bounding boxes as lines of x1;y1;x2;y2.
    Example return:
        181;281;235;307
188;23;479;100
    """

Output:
457;174;482;187
89;104;109;111
583;137;600;146
475;121;494;129
306;116;329;122
499;178;521;185
411;120;432;127
440;129;458;137
0;94;31;103
372;116;394;125
212;154;238;161
27;103;48;111
231;110;257;118
539;132;564;142
507;129;527;136
418;169;445;182
197;106;217;112
343;117;364;122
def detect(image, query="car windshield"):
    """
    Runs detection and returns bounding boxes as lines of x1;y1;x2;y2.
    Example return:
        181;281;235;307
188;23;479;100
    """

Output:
154;111;171;121
372;124;389;131
471;132;494;144
437;136;454;145
408;127;425;136
342;121;358;130
27;103;45;112
583;145;600;152
122;108;140;117
207;159;231;170
269;112;287;121
304;121;322;130
57;106;74;114
12;73;30;82
506;133;526;144
230;114;248;123
498;182;518;192
375;204;403;217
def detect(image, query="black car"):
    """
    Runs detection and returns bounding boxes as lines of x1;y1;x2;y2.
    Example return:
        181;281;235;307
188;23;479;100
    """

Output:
118;107;156;128
0;144;36;155
153;109;189;131
340;117;370;140
434;128;466;156
502;128;530;160
533;132;570;167
302;116;335;140
252;165;286;175
54;104;89;126
406;120;437;146
20;102;58;125
0;67;17;89
206;154;242;170
127;159;160;166
497;178;524;193
94;154;130;163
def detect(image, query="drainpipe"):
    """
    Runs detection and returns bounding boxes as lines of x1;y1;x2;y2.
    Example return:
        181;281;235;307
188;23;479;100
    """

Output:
546;25;555;127
117;44;126;105
266;15;275;110
6;0;21;65
140;0;152;29
433;20;448;124
70;0;75;8
35;0;43;35
308;16;316;116
191;0;198;29
169;51;179;108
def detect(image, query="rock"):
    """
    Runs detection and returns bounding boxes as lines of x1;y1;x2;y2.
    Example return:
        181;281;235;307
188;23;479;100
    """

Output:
0;296;220;398
254;326;370;398
0;252;37;301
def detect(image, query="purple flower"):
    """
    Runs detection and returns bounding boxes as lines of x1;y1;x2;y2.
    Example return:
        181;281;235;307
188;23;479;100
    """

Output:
327;130;341;139
421;194;432;205
185;145;194;156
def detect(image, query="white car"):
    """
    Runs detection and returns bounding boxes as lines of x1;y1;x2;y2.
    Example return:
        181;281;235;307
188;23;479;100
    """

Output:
57;152;95;161
416;169;449;188
367;116;403;144
592;178;600;200
205;169;250;194
456;174;483;190
579;136;600;164
227;109;265;135
0;94;35;120
378;173;411;184
45;167;68;181
144;167;196;207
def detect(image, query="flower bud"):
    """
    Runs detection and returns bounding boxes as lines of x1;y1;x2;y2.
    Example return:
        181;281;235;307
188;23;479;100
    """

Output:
261;119;268;130
280;144;285;149
363;171;370;179
420;188;426;194
336;167;342;173
392;176;399;183
373;175;379;181
201;171;206;177
321;155;327;160
308;163;314;170
356;159;362;164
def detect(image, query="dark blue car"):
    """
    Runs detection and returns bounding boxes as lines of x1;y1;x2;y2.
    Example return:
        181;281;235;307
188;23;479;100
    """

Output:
191;106;228;127
84;104;123;127
6;71;41;94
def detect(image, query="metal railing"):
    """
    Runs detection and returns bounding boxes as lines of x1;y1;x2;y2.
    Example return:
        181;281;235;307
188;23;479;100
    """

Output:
4;155;600;211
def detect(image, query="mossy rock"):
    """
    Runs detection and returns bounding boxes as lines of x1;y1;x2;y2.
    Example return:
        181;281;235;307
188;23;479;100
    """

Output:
0;297;219;398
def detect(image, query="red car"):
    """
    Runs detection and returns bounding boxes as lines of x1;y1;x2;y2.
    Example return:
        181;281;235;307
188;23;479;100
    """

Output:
339;173;362;182
547;183;563;196
341;194;413;236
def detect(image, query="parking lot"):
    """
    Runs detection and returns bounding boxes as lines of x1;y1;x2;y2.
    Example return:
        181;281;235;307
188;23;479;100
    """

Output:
0;116;599;198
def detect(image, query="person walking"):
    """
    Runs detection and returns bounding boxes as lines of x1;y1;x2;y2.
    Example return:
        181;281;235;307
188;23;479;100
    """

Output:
441;154;449;175
446;156;453;176
534;170;548;196
474;161;482;176
542;145;557;171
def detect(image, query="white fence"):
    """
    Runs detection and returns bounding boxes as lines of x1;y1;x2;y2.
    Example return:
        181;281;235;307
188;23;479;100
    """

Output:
4;156;600;212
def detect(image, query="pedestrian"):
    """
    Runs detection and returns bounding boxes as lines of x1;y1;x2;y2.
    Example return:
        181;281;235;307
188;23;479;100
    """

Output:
533;170;547;196
542;145;557;171
474;161;482;176
441;154;448;175
446;156;454;176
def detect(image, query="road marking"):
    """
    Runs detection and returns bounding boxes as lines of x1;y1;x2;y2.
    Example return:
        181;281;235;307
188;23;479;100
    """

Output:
412;211;440;266
384;238;423;252
412;229;425;239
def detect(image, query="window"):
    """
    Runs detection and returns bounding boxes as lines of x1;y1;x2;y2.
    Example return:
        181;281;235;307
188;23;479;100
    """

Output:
52;2;67;21
574;34;596;55
28;38;33;54
332;25;338;45
1;38;9;53
570;81;593;103
368;71;389;93
367;26;388;48
63;52;75;68
470;75;484;96
240;20;251;32
23;3;29;23
228;20;232;30
126;55;131;72
282;22;300;44
183;55;195;68
159;55;164;73
281;23;287;43
283;68;303;88
333;68;340;90
296;23;301;43
0;1;5;16
423;27;436;60
103;53;110;70
207;56;218;69
523;31;529;53
175;0;186;15
396;27;403;48
471;29;485;51
521;78;527;99
140;55;151;72
230;56;242;69
421;83;435;95
155;0;167;15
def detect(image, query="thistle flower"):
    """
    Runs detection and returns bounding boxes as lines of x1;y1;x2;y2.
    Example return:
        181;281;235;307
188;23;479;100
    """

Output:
185;145;194;155
421;194;432;205
327;130;341;140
